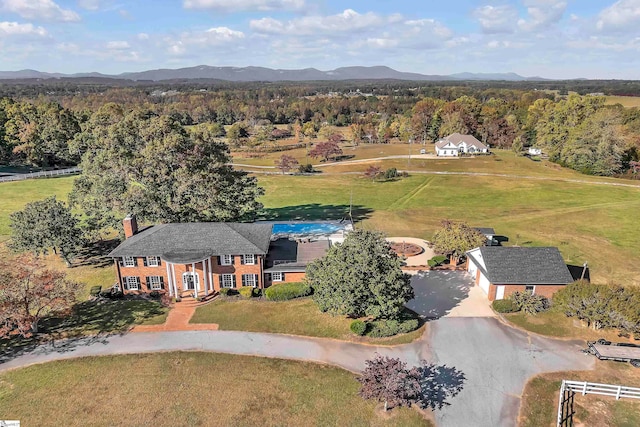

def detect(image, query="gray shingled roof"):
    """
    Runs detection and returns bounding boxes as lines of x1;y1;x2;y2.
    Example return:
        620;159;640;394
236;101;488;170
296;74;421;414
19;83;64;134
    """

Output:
437;133;488;150
108;222;273;263
468;247;574;285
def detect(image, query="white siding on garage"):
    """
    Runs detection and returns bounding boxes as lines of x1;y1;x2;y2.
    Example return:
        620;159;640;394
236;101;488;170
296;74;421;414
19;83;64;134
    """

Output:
495;285;505;300
468;259;478;277
478;273;490;295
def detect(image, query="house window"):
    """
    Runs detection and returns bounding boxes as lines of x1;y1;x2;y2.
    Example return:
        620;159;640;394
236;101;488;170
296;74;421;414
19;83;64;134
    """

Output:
525;285;535;294
242;274;257;288
221;274;235;288
148;276;163;290
271;272;283;282
125;276;139;290
146;256;160;267
242;254;255;265
123;256;136;267
220;255;233;266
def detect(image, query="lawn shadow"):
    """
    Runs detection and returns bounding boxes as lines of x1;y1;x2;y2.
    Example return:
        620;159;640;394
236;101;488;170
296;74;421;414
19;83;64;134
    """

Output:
0;298;167;365
417;363;466;410
406;271;471;321
73;238;121;268
260;203;373;222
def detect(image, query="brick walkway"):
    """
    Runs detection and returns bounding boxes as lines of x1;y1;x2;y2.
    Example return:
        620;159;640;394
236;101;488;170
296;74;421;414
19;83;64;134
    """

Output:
132;298;219;332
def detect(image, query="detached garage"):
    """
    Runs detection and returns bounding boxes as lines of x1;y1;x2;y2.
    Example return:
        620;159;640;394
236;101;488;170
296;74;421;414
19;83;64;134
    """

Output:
466;247;575;301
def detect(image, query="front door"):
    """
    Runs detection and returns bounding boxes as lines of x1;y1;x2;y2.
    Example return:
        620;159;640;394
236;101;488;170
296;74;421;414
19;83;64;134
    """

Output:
183;272;199;290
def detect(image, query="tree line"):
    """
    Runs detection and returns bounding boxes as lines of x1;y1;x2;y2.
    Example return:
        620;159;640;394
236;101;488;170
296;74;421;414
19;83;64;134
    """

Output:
2;84;640;177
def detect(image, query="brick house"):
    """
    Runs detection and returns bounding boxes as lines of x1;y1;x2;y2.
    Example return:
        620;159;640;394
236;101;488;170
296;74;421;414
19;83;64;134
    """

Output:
466;246;575;301
108;215;329;297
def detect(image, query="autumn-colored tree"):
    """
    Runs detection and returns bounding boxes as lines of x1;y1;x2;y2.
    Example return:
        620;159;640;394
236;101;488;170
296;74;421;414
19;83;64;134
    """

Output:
309;141;343;162
357;354;421;411
432;220;486;266
274;154;299;174
364;165;382;181
0;255;83;337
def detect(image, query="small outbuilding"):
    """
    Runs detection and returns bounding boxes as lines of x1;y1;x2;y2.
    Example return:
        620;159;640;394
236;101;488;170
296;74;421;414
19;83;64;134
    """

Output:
466;246;574;301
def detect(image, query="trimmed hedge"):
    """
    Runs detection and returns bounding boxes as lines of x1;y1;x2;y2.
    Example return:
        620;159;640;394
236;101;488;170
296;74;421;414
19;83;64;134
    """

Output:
512;291;550;314
366;318;419;338
265;282;312;301
492;299;517;313
350;320;367;336
239;287;254;298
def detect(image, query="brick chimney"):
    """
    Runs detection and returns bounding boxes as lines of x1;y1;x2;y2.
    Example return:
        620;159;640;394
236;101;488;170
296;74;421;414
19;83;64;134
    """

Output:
123;214;138;239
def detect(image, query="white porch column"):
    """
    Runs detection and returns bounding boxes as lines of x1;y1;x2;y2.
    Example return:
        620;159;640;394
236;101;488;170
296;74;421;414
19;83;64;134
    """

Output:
203;257;209;297
191;262;198;296
171;263;178;296
165;261;173;297
207;258;213;293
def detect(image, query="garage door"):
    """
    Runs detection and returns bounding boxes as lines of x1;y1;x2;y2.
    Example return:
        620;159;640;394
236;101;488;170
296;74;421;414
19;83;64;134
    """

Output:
478;273;490;295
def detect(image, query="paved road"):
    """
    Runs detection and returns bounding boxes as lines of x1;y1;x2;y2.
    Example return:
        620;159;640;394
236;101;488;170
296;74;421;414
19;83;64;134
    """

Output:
407;271;474;319
0;319;592;427
429;317;593;427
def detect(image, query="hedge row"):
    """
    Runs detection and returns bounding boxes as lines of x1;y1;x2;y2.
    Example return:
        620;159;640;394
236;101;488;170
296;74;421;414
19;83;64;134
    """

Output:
265;282;312;301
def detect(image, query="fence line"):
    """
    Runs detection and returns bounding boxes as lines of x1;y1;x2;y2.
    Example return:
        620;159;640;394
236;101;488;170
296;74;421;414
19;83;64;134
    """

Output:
0;167;81;183
557;380;640;426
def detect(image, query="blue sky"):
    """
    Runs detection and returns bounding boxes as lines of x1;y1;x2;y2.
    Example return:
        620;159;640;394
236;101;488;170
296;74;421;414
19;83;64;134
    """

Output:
0;0;638;79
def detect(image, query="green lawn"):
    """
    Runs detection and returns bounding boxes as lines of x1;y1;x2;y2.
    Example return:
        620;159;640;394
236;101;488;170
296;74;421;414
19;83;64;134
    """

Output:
519;362;640;427
0;352;431;427
0;299;168;358
191;297;425;345
2;151;640;288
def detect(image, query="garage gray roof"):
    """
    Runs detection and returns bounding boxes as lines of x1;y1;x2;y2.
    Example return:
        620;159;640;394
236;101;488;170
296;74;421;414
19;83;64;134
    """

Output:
468;247;574;285
108;222;273;262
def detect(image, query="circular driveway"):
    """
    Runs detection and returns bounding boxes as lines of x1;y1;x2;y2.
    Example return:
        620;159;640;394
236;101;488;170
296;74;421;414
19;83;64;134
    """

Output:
407;270;495;319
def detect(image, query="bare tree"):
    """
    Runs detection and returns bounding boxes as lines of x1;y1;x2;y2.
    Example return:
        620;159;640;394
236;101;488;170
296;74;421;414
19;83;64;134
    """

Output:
274;154;299;174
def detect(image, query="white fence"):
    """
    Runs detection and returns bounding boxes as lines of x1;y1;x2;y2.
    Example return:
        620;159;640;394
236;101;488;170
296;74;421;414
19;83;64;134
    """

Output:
557;380;640;426
0;167;81;183
563;380;640;400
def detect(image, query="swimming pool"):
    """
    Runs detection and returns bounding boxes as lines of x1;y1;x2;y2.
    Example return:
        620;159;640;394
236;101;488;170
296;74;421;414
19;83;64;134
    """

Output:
271;222;346;236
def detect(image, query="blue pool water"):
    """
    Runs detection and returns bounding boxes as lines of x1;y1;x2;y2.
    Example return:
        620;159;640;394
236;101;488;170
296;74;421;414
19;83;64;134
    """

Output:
271;222;344;235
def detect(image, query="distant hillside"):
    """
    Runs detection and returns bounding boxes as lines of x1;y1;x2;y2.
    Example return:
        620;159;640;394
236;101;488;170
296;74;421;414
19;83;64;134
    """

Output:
0;65;547;82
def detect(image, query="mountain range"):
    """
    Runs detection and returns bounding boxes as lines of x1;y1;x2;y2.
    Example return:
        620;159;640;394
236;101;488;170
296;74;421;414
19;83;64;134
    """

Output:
0;65;551;82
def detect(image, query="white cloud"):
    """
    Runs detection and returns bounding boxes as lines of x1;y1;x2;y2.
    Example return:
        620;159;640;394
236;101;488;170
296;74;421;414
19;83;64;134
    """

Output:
183;0;304;12
404;19;453;39
250;9;388;35
473;5;518;34
76;0;100;10
0;21;48;37
106;40;130;49
137;32;149;40
1;0;81;22
166;26;245;55
596;0;640;32
518;0;567;31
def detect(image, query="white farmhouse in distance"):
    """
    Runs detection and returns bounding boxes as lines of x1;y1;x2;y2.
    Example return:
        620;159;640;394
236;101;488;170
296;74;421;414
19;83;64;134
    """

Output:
435;133;489;157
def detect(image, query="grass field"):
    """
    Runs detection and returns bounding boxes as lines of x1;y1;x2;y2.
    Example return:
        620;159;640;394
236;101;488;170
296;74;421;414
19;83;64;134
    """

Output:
191;298;425;345
605;95;640;108
519;361;640;427
504;310;638;342
0;352;431;427
2;150;640;287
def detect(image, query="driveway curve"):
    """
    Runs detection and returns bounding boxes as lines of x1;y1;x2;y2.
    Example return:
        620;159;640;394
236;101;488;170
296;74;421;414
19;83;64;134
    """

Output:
0;319;593;427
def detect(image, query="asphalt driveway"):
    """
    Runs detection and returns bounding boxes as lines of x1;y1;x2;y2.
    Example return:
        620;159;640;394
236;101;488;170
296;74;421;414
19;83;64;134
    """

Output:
407;270;493;319
427;317;594;427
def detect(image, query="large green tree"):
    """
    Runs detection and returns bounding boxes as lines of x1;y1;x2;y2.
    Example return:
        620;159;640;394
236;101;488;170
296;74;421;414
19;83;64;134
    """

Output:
307;229;414;319
432;220;486;265
9;196;85;267
70;109;264;229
